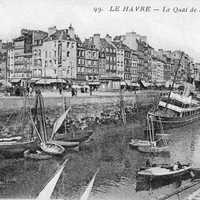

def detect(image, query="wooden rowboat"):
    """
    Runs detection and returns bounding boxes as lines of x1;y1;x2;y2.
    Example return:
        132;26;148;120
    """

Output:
24;149;52;160
40;142;65;155
138;165;191;177
129;139;156;148
0;138;37;154
0;136;22;142
51;140;79;148
137;145;169;153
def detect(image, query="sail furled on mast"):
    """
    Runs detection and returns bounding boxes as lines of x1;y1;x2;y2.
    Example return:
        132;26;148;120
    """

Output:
80;169;99;200
32;90;48;143
51;106;71;140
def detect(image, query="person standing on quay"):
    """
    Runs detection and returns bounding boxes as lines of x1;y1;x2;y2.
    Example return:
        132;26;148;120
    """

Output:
59;86;62;95
89;86;92;96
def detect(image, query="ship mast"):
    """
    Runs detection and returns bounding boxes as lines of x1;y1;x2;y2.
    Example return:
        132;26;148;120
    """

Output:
165;51;184;111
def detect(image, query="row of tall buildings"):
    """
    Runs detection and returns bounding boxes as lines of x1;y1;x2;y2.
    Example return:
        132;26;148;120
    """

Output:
0;24;199;86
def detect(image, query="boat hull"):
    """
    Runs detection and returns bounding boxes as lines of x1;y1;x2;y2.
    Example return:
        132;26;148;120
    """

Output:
40;142;65;155
54;130;93;142
138;166;191;177
0;139;37;154
51;140;79;148
137;145;169;153
24;149;52;160
129;139;156;148
148;112;200;131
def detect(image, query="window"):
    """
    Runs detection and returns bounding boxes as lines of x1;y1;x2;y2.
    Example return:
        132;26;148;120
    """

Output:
67;51;70;57
67;42;70;48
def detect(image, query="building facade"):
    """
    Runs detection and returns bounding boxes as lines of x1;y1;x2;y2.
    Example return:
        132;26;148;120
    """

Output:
150;58;164;83
83;39;99;81
42;25;77;79
113;41;131;81
130;51;139;82
76;38;85;81
93;34;117;78
11;29;33;83
32;31;48;78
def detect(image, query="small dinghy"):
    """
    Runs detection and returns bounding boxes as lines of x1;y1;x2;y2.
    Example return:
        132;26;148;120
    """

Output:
51;140;79;148
0;136;22;142
138;165;191;178
138;145;169;153
40;142;65;155
24;149;52;160
129;139;156;148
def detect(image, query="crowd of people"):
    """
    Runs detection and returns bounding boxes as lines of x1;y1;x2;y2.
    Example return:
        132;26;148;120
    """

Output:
4;84;95;97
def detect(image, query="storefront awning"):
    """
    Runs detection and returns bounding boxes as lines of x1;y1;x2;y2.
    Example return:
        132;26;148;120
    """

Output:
30;78;40;83
88;81;100;85
10;79;21;83
131;82;140;87
35;78;66;85
120;81;126;86
100;76;121;81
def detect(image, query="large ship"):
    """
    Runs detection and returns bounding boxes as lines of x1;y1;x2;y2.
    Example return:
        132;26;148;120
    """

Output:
148;51;200;132
148;82;200;131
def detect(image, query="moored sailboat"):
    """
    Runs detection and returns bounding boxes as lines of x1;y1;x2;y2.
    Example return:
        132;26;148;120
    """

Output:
32;89;65;155
0;95;37;156
50;96;93;148
129;115;169;153
50;106;80;148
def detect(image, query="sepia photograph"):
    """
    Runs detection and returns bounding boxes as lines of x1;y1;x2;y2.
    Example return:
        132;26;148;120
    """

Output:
0;0;200;199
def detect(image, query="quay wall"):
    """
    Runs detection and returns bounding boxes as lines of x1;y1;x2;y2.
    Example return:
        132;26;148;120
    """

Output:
0;90;165;112
0;91;166;111
0;90;167;136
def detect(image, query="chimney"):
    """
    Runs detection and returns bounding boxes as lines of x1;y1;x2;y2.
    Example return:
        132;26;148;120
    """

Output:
140;35;147;43
68;24;75;39
105;34;112;43
0;40;2;51
93;34;101;49
48;26;57;36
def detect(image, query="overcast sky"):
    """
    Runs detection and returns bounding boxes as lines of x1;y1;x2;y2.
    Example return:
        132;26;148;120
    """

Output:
0;0;200;61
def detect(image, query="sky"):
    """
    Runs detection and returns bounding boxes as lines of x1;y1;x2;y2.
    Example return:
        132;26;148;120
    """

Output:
0;0;200;61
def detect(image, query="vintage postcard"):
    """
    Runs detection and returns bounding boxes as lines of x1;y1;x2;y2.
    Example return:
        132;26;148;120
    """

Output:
0;0;200;199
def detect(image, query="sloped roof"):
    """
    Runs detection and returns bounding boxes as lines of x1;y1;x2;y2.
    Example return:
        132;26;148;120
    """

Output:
44;30;75;42
33;31;48;41
83;39;98;50
13;36;24;42
112;41;130;51
99;38;116;50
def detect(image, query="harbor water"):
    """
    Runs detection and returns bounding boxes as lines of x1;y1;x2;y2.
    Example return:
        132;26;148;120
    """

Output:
0;112;200;200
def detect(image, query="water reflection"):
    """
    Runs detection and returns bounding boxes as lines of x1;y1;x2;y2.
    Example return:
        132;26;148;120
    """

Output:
0;120;200;199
